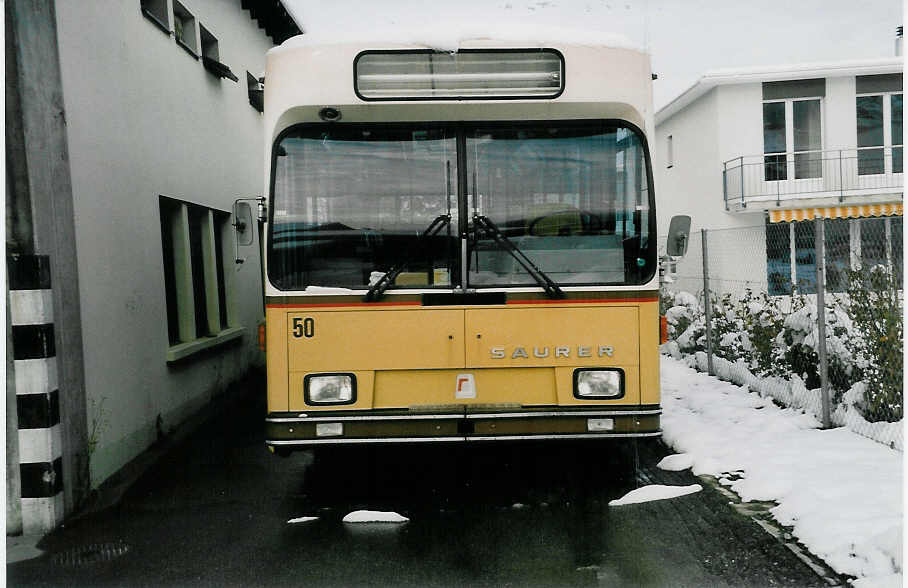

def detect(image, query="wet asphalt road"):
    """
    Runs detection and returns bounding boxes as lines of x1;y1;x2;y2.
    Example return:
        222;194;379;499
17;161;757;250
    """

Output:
9;374;831;587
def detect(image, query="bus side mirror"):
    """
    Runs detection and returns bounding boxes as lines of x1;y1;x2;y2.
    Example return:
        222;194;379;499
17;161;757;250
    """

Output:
234;202;254;247
666;215;691;257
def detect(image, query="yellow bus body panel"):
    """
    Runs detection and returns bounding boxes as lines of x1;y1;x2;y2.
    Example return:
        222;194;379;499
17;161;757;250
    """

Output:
464;306;638;367
268;300;659;414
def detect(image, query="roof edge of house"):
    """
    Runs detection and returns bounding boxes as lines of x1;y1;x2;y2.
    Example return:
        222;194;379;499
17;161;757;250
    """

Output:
656;57;903;126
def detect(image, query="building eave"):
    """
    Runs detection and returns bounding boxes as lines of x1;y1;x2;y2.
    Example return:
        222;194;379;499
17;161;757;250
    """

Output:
244;0;302;45
656;57;903;126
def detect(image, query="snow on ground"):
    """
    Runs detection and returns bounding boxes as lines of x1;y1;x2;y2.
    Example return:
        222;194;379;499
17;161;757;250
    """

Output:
660;356;902;584
608;484;702;506
656;453;694;471
342;510;409;523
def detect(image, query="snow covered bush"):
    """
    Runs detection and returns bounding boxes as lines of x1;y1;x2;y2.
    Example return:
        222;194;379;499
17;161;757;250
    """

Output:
663;290;704;352
839;266;903;422
737;289;788;378
778;298;858;395
708;292;750;363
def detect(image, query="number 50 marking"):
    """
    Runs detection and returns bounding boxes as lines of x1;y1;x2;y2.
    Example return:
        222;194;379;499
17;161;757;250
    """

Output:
292;317;315;338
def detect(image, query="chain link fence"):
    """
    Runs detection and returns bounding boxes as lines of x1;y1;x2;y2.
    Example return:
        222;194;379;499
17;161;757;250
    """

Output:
661;216;903;450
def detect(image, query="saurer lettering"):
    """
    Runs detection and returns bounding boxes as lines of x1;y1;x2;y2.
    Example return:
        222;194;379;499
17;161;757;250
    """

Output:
490;345;614;359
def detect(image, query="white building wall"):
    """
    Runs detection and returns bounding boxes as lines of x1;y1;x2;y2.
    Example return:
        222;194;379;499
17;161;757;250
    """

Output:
654;88;720;239
825;76;859;150
53;0;273;485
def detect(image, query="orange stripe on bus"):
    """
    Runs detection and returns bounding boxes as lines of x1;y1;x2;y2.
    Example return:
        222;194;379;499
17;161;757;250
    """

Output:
506;297;659;305
266;301;420;309
266;297;658;309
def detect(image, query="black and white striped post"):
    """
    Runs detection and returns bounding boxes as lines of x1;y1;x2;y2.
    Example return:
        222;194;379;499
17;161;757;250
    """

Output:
9;254;64;533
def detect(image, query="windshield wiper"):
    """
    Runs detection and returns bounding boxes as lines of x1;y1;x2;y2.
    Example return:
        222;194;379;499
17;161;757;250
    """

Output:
471;215;565;300
364;214;451;302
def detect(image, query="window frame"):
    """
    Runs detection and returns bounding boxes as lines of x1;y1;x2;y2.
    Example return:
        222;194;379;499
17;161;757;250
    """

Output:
140;0;171;35
266;119;658;293
762;96;825;182
855;90;903;176
666;134;673;168
765;215;903;296
172;0;199;59
159;196;244;362
353;48;566;102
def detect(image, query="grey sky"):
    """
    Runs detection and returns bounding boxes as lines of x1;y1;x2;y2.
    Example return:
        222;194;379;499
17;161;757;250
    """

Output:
283;0;902;109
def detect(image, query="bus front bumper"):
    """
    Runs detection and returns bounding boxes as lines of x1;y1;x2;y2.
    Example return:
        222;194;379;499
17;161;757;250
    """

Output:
265;406;661;448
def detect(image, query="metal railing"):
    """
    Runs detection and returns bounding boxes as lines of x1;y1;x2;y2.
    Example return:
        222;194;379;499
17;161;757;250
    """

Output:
723;147;904;209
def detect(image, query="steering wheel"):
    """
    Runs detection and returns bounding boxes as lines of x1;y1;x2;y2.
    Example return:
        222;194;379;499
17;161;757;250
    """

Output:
527;210;603;236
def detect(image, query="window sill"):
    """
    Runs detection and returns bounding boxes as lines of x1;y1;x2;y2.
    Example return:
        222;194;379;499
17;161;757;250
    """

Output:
202;56;239;82
176;38;199;59
141;8;171;35
166;326;244;363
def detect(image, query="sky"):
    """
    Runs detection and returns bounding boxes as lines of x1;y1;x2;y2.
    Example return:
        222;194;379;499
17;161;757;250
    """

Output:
281;0;902;109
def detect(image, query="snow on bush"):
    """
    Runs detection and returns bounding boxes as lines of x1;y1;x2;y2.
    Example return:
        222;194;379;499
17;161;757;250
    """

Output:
661;284;903;448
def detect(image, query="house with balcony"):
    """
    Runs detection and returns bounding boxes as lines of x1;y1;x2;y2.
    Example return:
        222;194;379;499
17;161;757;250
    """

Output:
655;56;903;296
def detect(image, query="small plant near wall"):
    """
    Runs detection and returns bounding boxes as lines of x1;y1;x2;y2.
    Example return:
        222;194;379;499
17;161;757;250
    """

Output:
87;397;109;460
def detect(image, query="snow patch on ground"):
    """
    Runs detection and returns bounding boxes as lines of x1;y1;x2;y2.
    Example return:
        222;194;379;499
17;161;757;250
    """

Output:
660;356;902;584
342;510;409;523
287;516;319;524
656;453;694;471
608;484;702;506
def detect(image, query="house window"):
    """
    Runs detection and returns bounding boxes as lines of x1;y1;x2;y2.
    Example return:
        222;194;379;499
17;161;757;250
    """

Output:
793;220;816;294
200;24;238;82
140;0;170;33
824;218;851;292
159;197;239;360
761;79;825;182
762;98;823;181
666;135;673;168
247;71;264;113
765;216;902;295
766;221;792;295
173;1;198;57
856;74;903;176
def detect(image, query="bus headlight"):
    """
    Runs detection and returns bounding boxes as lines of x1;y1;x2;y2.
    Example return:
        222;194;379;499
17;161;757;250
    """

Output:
574;369;624;399
305;373;356;405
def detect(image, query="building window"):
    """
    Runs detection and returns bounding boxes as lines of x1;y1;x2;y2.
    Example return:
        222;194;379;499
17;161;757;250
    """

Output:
766;216;902;295
793;220;816;294
666;135;673;168
247;72;264;113
858;92;905;175
856;73;903;176
893;94;903;174
199;24;238;82
159;197;239;359
173;1;198;57
763;98;823;181
766;221;792;295
140;0;170;33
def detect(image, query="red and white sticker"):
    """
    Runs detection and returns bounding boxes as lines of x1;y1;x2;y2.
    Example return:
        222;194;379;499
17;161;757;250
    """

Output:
455;374;476;399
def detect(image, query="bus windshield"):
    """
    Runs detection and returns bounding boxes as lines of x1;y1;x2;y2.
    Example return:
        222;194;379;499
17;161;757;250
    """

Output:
268;122;653;291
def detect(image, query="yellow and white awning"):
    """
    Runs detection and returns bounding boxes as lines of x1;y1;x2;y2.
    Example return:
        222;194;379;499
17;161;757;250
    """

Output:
769;203;903;223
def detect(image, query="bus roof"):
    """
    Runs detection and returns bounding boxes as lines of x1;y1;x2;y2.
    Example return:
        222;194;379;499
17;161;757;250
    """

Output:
268;25;643;56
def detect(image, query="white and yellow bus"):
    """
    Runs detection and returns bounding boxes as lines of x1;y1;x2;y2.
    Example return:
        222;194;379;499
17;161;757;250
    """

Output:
253;35;677;452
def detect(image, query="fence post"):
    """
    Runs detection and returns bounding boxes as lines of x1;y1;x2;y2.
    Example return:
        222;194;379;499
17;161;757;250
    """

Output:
815;216;831;428
701;228;715;376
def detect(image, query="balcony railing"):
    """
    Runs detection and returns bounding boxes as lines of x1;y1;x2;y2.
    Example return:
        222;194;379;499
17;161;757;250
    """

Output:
722;147;903;210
